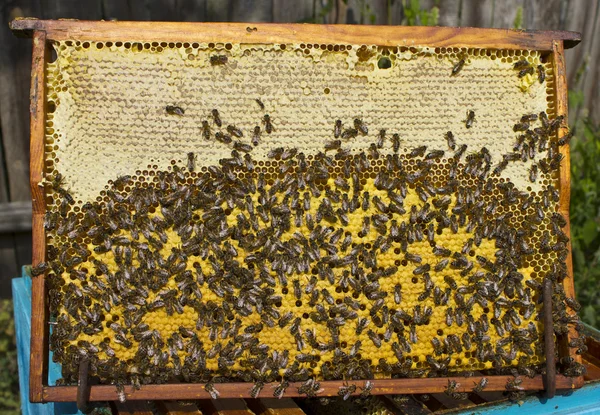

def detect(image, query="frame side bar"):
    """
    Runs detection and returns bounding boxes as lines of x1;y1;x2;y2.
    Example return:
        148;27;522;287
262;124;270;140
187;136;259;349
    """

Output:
552;39;584;388
9;19;581;50
29;29;49;403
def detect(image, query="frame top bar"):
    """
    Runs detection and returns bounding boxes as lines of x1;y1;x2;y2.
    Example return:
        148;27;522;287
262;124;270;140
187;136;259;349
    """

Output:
10;18;581;51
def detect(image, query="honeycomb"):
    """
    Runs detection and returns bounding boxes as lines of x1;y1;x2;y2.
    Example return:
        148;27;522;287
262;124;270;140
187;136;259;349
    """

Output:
38;38;585;394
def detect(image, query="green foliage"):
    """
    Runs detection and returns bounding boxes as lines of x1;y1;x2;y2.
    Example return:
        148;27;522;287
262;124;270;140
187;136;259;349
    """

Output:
569;117;600;327
0;299;20;412
403;0;439;26
512;6;523;29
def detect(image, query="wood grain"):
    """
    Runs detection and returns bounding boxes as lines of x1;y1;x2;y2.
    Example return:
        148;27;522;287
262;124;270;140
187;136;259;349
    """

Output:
158;400;204;414
41;375;579;402
543;278;556;398
9;19;581;50
0;6;34;202
245;398;305;415
28;29;48;404
198;398;253;415
552;39;585;389
114;400;157;414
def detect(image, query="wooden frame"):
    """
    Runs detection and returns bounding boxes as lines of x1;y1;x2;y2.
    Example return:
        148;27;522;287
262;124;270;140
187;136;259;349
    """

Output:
11;19;583;403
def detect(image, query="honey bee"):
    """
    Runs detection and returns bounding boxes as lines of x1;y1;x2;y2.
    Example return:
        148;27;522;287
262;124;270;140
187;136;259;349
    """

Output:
359;380;373;398
354;118;368;135
519;66;535;78
493;159;508;176
409;145;427;158
31;262;49;277
211;109;222;127
452;58;465;76
513;122;529;132
250;381;265;398
210;55;228;65
537;64;545;83
413;263;430;275
445;131;456;150
334;120;342;138
529;164;538;182
465;110;475;128
405;252;422;263
186;152;195;172
392;133;401;152
204;380;220;399
513;59;530;70
425;149;445;160
558;131;573;146
338;382;357;400
166;105;184;116
224;125;243;138
233;142;252;153
263;114;273;133
273;380;289;399
340;128;358;140
454;144;467;159
322;139;341;152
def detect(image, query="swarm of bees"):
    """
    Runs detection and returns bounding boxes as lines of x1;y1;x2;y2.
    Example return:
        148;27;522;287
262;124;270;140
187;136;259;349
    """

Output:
36;97;586;401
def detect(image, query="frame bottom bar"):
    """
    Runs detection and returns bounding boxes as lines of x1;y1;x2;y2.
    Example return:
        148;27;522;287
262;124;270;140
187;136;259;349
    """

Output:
41;375;582;402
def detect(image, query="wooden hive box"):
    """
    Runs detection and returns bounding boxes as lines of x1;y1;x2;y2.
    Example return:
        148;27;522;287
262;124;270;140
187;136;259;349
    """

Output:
11;19;584;404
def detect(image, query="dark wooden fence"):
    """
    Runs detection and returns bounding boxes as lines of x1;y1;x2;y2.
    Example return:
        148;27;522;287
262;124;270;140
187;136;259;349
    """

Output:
1;0;598;297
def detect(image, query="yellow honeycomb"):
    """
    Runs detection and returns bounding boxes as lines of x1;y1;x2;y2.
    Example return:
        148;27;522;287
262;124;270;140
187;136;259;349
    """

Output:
41;38;571;389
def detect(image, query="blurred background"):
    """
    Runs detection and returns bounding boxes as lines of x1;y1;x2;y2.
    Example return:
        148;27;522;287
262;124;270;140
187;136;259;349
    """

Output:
1;0;599;411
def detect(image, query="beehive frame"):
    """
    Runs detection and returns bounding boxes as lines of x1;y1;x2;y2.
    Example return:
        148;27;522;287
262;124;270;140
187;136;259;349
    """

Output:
11;19;584;403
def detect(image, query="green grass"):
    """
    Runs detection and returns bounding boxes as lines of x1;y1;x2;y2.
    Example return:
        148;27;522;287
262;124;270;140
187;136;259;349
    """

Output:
569;116;600;327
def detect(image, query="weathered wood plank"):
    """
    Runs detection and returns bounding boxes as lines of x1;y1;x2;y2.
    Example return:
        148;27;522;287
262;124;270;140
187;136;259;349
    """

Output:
553;39;584;390
206;0;232;21
231;0;273;22
383;395;433;415
460;0;495;28
158;400;204;414
198;399;254;415
245;398;305;415
114;400;156;414
39;0;102;19
28;29;48;404
10;20;582;50
272;0;312;23
0;4;35;202
0;201;33;233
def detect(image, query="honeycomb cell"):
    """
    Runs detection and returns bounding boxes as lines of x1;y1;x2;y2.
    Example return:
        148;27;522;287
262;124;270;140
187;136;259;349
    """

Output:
40;38;574;391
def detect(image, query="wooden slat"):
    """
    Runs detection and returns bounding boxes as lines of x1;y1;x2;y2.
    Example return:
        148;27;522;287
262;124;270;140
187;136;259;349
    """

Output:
40;375;579;401
0;6;34;203
28;28;48;404
245;398;305;415
0;201;33;233
543;278;556;398
383;395;433;415
427;393;472;410
413;394;443;412
552;39;585;390
198;399;254;415
582;357;600;382
158;400;204;414
9;19;581;50
114;400;156;414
